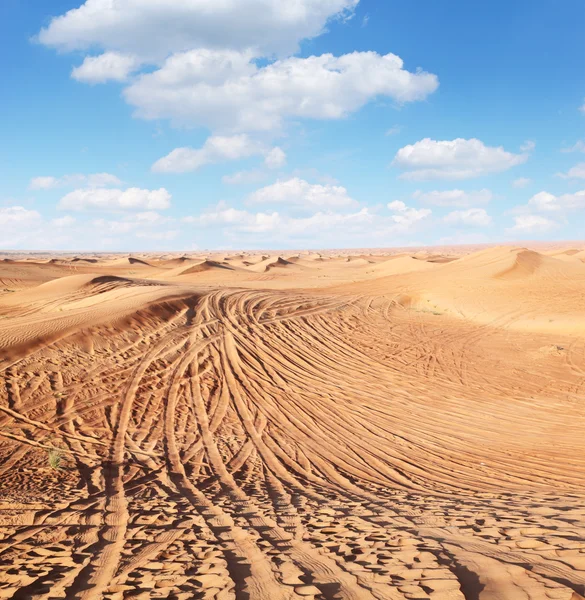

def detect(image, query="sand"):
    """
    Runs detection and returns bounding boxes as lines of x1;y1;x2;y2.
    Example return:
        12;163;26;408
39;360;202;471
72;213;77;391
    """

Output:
0;244;584;599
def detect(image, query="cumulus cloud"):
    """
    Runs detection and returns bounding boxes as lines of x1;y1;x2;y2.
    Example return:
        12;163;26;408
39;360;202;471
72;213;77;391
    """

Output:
529;190;585;212
0;207;178;251
520;140;536;152
264;147;287;169
181;194;433;245
412;189;492;207
247;178;358;210
507;215;558;234
92;212;174;234
509;190;585;219
556;162;585;179
38;3;438;133
561;140;585;153
183;203;429;244
0;207;64;251
52;215;76;227
387;200;432;226
58;187;171;211
512;177;531;189
38;0;359;60
393;138;528;180
0;206;41;225
443;208;492;227
222;170;268;185
152;135;285;173
71;52;139;83
29;173;122;190
152;135;269;173
125;50;438;132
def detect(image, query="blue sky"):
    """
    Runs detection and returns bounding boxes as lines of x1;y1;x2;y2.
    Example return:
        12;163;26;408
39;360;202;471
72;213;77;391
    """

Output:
1;0;584;251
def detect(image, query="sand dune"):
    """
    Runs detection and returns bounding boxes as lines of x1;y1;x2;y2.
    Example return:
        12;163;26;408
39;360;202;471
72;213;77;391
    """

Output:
366;255;437;276
0;244;584;599
127;256;153;266
245;256;294;273
176;259;236;275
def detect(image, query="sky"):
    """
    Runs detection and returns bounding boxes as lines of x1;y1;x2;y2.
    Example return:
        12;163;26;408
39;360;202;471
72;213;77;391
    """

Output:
1;0;584;252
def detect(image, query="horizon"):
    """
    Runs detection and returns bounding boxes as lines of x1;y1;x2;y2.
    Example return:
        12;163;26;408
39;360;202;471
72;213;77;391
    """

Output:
1;240;585;257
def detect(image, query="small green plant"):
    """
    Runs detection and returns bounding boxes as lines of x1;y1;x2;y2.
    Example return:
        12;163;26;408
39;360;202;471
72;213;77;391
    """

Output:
48;447;63;470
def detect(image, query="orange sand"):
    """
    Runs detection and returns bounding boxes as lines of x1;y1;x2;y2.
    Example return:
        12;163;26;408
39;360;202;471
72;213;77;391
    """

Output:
0;244;584;599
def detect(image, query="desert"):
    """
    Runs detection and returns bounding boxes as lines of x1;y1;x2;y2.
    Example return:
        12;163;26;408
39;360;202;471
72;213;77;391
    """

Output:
0;244;584;599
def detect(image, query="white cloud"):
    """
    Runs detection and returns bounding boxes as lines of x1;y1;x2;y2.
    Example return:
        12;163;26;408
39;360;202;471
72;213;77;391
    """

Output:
412;188;492;207
525;192;560;212
29;177;59;190
52;215;76;227
38;3;438;134
443;208;492;227
125;50;438;132
556;162;585;179
0;206;41;225
507;215;558;234
561;140;585;153
247;178;358;210
530;190;585;212
222;170;268;185
71;52;139;83
38;0;359;60
385;126;401;136
183;207;281;233
93;212;173;233
152;135;284;173
134;211;169;223
393;138;528;180
264;147;286;169
387;200;407;211
387;200;432;226
0;208;179;251
58;187;171;211
520;140;536;153
580;99;585;115
29;173;122;190
184;202;430;244
509;190;585;216
512;177;531;189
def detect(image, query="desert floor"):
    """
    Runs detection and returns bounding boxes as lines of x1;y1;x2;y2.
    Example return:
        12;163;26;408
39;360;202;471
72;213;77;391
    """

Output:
0;244;584;600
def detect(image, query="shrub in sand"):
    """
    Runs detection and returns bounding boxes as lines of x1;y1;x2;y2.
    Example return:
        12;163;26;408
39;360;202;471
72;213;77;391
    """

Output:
48;447;63;470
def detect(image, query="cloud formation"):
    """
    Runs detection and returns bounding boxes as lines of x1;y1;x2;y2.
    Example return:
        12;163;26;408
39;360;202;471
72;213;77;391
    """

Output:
29;173;122;190
412;189;492;207
152;135;272;173
247;178;358;210
126;51;438;132
0;206;41;225
512;177;531;189
393;138;528;180
58;187;172;211
38;0;359;59
507;215;558;234
387;201;432;227
183;202;431;245
71;52;140;83
443;208;492;227
556;162;585;180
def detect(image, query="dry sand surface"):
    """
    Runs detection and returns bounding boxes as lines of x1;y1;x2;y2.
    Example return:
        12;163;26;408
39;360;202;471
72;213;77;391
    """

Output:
0;244;585;599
